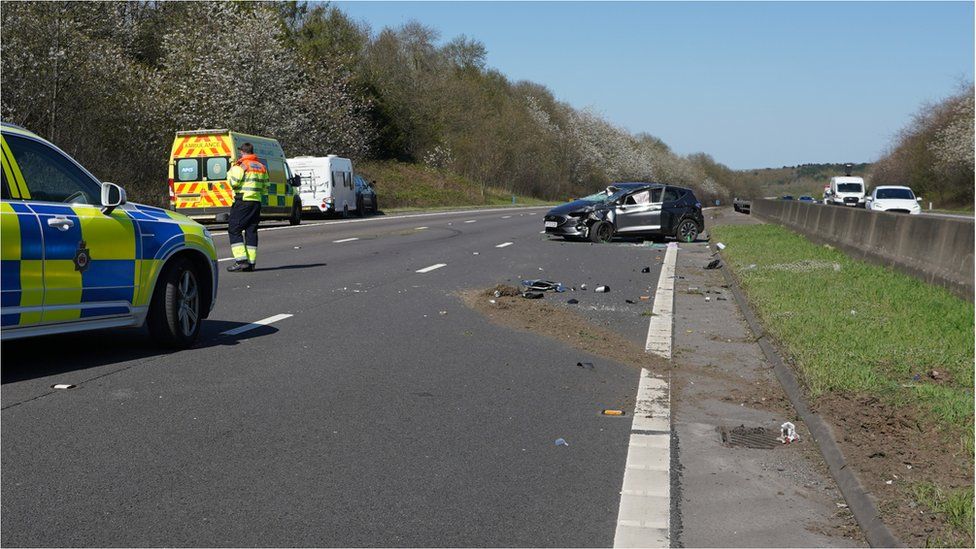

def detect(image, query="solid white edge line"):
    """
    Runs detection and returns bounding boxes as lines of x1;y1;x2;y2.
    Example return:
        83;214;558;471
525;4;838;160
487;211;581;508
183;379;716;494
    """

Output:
221;313;293;336
333;237;359;243
415;226;429;230
495;242;513;248
644;243;677;357
209;206;551;236
415;263;447;274
613;241;677;549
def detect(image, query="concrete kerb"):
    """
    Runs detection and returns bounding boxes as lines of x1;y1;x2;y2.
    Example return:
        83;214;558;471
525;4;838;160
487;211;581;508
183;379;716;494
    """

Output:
720;263;902;548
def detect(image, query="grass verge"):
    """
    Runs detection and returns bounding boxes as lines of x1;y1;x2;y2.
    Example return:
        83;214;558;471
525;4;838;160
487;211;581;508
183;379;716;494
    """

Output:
358;160;551;210
710;223;974;545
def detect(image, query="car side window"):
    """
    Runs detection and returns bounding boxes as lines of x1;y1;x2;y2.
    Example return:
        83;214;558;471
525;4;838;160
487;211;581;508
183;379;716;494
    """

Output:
5;134;100;204
649;188;663;203
629;190;650;204
663;187;681;203
1;168;10;200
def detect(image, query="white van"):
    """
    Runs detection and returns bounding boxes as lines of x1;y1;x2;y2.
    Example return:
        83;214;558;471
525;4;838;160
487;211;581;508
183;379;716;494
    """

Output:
824;176;866;207
288;155;358;216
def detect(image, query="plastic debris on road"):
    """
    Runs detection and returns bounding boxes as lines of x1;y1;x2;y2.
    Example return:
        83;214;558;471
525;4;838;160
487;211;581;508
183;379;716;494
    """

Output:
716;242;726;250
577;362;594;369
521;279;566;293
521;291;544;299
640;267;651;273
580;283;587;290
567;298;579;304
640;295;650;301
602;409;625;416
704;259;722;269
554;438;569;447
625;299;635;304
778;422;799;444
594;285;610;293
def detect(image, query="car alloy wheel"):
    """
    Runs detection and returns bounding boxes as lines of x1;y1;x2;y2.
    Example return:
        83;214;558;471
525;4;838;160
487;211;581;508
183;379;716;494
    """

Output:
677;219;698;243
177;269;199;338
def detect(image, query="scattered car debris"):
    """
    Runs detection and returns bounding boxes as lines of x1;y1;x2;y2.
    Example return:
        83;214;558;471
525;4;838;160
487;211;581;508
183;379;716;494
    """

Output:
602;409;625;416
51;384;76;390
778;422;799;444
567;298;579;304
705;296;711;302
554;438;569;447
594;285;610;293
521;291;544;299
640;267;651;273
576;362;594;369
439;311;448;315
704;259;722;269
488;299;497;304
625;299;635;304
293;246;301;249
639;295;650;301
580;283;588;290
521;279;566;292
715;242;726;250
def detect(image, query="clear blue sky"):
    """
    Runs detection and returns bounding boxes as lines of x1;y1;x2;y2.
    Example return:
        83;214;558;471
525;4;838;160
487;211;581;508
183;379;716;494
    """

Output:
333;1;974;169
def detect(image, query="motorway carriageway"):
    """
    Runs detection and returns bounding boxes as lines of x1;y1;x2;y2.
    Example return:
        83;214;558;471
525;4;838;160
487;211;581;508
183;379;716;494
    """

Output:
2;206;677;547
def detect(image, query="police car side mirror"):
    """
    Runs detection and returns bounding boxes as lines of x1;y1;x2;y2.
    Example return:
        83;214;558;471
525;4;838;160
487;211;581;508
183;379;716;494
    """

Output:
101;182;127;215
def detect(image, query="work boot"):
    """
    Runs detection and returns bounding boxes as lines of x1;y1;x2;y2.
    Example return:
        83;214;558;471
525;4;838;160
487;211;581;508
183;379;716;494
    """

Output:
227;261;251;272
242;262;255;272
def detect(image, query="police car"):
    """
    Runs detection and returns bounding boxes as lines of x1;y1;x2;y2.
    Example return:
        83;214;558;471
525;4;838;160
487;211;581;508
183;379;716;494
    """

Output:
1;123;218;348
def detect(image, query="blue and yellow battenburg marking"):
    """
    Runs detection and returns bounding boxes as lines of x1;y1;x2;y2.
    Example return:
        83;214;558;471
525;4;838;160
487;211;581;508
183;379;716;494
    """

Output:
0;201;215;328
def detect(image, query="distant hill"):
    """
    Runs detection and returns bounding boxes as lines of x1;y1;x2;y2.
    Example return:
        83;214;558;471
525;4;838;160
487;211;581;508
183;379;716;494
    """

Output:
734;162;871;198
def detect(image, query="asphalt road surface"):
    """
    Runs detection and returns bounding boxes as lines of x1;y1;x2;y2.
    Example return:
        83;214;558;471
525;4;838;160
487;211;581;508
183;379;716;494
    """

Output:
2;207;674;547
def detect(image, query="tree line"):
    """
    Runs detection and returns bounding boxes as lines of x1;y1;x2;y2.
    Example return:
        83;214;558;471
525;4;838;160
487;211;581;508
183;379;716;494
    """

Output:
868;85;974;208
1;1;736;206
4;2;968;209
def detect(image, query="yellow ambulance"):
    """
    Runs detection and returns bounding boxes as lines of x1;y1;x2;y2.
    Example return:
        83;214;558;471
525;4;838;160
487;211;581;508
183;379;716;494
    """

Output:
168;129;302;224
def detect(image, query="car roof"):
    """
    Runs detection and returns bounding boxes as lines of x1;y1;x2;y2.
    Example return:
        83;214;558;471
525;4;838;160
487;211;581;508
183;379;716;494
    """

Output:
1;121;37;139
874;185;912;190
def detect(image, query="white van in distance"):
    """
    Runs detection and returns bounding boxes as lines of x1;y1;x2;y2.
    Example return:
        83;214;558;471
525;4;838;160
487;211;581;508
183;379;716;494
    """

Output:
288;155;358;216
825;176;866;207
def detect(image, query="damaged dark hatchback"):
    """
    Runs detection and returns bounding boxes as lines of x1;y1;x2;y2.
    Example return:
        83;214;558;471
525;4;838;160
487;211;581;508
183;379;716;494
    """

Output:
544;183;705;243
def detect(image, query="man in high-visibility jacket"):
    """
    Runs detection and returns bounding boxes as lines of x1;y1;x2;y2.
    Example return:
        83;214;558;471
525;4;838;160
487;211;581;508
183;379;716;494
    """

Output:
226;143;268;272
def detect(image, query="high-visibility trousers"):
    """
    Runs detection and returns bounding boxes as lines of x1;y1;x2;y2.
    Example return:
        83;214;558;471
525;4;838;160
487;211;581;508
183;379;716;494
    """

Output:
228;199;261;264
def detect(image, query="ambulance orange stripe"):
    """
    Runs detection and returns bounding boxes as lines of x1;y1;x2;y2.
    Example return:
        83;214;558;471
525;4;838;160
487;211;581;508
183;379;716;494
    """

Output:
173;137;187;156
219;140;231;154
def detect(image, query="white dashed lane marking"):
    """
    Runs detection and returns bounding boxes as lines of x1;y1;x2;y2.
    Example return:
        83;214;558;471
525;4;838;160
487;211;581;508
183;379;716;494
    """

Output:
221;314;293;336
501;215;512;219
464;219;477;224
495;242;513;248
333;237;359;243
415;226;428;230
415;263;447;274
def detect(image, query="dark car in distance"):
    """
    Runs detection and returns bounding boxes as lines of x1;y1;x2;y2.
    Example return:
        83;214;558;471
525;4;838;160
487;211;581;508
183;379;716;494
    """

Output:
544;182;705;243
354;174;377;216
798;195;815;203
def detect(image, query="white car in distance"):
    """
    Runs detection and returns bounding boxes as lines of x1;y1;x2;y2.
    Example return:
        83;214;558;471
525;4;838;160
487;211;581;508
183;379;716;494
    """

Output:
865;186;922;214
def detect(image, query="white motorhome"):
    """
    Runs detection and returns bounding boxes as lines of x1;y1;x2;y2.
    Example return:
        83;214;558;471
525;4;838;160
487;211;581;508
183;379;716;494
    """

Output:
288;155;359;216
824;176;866;207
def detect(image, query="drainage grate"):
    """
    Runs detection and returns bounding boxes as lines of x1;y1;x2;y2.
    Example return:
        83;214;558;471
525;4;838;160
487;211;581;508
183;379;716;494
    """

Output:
718;425;781;449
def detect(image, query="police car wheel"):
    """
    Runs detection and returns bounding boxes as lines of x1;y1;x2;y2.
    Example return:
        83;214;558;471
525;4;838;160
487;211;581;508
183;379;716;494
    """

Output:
148;257;202;348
